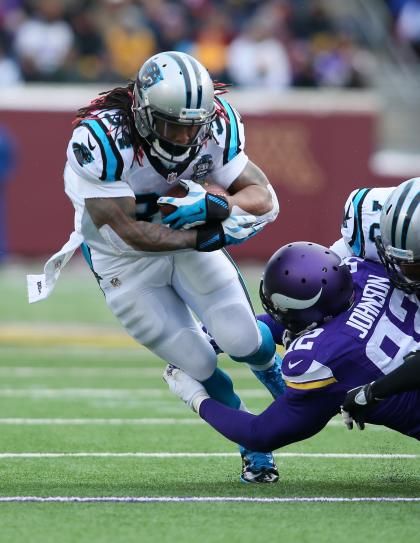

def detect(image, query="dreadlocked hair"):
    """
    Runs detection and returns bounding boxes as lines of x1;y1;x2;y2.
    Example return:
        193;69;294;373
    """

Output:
213;81;232;124
73;81;144;163
73;79;232;161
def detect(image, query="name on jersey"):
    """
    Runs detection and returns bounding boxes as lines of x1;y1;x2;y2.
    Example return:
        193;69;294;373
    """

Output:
345;274;390;338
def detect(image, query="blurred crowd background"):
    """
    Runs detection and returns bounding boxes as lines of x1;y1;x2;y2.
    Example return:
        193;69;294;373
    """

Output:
2;0;420;262
0;0;405;89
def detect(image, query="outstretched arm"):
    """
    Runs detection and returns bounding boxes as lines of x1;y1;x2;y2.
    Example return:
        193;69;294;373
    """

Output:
164;366;338;452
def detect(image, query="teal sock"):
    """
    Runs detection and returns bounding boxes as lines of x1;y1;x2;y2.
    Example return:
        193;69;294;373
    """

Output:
202;367;241;409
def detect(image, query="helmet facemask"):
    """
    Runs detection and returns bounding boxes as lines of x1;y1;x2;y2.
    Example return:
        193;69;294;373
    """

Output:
375;236;420;296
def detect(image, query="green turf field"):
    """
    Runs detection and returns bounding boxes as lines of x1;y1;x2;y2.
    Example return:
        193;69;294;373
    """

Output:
0;260;419;542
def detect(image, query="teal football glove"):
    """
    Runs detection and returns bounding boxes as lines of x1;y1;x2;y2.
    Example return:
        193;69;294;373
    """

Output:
158;179;229;229
196;215;265;252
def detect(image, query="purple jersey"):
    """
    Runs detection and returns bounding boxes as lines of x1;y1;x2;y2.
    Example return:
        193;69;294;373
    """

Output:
200;258;420;451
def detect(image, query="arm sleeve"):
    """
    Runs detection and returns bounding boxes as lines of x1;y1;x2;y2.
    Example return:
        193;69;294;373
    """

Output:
199;390;339;452
372;350;420;398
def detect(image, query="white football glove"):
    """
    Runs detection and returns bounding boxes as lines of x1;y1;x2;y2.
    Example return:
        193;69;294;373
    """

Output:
163;364;210;413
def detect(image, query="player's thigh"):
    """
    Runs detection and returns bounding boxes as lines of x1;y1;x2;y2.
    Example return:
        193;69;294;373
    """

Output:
173;250;260;357
98;258;217;381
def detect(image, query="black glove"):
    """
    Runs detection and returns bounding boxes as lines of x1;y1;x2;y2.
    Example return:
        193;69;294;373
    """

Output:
196;215;264;252
340;383;382;430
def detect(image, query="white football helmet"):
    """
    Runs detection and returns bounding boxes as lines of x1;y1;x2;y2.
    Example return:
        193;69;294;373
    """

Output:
132;51;216;167
375;178;420;295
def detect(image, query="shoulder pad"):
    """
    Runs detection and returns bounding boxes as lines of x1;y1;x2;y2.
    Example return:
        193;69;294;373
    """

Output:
68;110;134;183
282;354;337;391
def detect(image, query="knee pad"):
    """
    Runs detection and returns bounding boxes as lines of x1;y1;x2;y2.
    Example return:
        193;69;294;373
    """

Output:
230;320;276;365
208;302;260;358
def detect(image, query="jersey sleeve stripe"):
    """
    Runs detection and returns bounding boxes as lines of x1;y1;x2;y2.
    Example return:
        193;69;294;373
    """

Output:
81;119;124;181
218;97;241;165
82;123;107;180
349;188;370;257
285;377;337;390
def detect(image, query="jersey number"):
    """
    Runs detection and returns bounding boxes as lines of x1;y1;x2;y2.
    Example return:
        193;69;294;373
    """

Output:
366;290;419;373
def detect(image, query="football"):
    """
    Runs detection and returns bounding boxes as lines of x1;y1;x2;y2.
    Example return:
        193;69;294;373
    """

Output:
160;181;229;218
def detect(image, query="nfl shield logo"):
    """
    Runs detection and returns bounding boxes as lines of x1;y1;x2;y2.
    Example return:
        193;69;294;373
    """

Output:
166;172;178;184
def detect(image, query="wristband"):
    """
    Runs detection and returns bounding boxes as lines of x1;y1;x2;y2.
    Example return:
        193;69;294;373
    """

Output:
196;224;225;252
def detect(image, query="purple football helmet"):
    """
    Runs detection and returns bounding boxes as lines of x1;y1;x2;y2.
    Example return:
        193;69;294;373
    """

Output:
260;242;354;334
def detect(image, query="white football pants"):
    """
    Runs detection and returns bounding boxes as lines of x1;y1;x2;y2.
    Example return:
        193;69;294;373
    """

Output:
89;248;261;381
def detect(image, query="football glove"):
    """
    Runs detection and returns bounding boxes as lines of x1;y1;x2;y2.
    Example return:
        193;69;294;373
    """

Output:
340;382;381;430
158;179;229;229
163;364;210;413
196;214;266;252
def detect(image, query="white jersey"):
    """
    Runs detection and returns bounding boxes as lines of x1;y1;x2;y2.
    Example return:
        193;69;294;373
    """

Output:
336;186;395;261
65;96;247;257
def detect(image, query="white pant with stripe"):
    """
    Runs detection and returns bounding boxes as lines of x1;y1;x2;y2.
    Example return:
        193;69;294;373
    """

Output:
90;248;261;381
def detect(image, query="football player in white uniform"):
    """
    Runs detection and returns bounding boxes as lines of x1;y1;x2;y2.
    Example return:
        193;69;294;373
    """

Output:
330;186;395;261
340;178;420;429
27;51;283;483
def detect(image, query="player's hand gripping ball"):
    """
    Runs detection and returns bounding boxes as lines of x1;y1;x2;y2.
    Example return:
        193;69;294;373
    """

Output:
158;179;230;229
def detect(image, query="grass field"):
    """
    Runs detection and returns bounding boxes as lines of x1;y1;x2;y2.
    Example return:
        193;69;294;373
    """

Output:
0;259;419;542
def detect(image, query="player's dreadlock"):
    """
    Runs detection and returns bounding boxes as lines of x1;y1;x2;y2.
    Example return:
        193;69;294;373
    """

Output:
73;81;144;162
73;80;232;162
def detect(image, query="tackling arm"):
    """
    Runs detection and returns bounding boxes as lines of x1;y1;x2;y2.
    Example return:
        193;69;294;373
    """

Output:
199;392;336;452
163;365;337;451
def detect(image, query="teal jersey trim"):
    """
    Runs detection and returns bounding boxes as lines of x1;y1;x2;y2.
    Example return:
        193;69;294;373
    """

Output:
219;98;239;162
81;119;122;181
81;242;94;270
350;188;370;257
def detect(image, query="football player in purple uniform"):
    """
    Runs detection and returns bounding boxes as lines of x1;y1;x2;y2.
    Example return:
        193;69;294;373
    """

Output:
165;240;420;453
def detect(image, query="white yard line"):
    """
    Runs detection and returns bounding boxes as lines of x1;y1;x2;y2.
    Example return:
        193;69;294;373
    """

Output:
0;388;268;398
0;452;417;459
0;367;253;378
0;496;419;503
0;418;204;425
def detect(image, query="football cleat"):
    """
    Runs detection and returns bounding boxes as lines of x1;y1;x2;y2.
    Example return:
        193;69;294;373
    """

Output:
252;354;286;399
239;447;279;484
